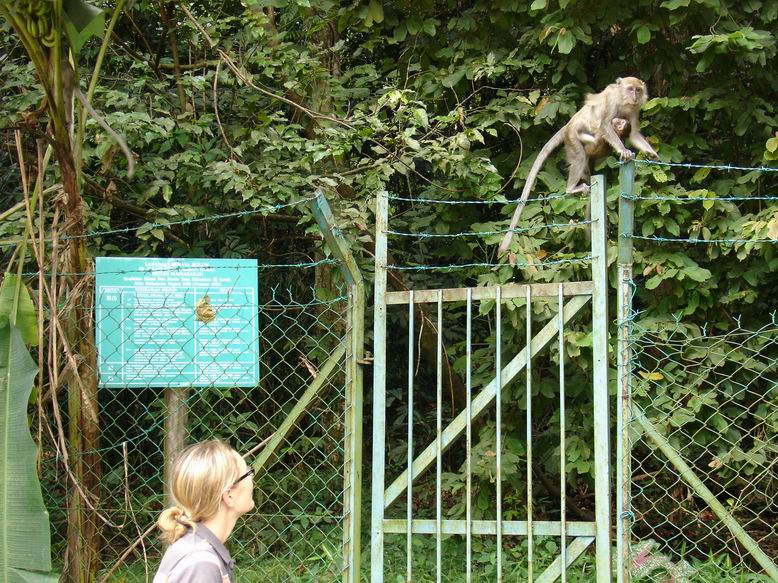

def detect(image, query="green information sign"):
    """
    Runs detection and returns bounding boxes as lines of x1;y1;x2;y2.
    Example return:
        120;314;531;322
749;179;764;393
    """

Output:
96;257;259;388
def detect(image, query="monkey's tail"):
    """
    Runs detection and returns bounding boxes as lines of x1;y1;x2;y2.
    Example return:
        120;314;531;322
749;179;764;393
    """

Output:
498;126;565;255
74;90;136;178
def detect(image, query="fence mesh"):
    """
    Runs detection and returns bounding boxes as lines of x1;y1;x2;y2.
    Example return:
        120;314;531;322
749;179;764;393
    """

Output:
618;159;778;582
628;318;777;581
37;265;354;582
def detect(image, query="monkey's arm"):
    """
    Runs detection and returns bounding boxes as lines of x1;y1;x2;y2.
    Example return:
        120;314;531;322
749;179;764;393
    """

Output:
74;89;136;177
597;92;631;160
627;113;659;159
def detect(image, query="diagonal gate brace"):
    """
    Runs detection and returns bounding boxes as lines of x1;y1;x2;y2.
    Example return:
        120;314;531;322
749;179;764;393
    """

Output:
536;536;595;583
384;294;591;509
634;406;778;580
253;343;347;474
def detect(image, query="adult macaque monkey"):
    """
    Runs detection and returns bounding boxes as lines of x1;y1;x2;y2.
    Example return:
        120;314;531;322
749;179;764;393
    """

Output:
498;77;658;255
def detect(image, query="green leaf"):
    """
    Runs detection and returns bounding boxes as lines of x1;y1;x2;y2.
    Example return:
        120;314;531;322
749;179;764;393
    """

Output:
0;323;58;582
367;0;384;24
392;23;408;43
637;26;651;44
670;408;695;427
692;167;711;182
710;413;729;433
536;100;560;120
413;108;429;128
63;0;105;55
660;0;690;9
696;51;716;73
645;275;664;290
442;68;466;88
557;29;575;54
650;166;669;183
0;274;38;346
530;0;547;9
766;137;778;153
683;265;712;282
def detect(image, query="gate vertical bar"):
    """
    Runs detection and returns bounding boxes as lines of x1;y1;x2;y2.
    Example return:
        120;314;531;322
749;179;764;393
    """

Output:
371;191;389;583
310;189;365;583
496;286;503;583
436;291;443;583
558;283;567;583
406;291;414;583
590;175;612;583
616;163;635;583
466;288;473;583
526;286;534;581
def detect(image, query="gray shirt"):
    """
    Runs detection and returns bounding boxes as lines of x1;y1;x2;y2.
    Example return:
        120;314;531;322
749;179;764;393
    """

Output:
153;523;235;583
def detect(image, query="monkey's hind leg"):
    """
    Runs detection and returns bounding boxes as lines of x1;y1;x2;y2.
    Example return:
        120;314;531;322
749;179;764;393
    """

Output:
565;138;590;194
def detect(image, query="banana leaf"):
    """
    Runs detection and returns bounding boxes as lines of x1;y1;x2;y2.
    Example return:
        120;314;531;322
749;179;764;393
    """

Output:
0;321;58;583
0;273;38;346
63;0;105;55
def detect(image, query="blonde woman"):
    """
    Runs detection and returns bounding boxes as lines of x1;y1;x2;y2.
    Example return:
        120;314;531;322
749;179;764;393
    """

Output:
154;440;255;583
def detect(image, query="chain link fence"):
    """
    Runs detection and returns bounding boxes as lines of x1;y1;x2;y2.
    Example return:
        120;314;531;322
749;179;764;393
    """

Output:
618;161;778;582
36;255;360;581
627;319;777;581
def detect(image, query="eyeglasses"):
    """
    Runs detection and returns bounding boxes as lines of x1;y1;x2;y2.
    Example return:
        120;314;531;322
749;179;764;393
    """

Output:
232;468;255;488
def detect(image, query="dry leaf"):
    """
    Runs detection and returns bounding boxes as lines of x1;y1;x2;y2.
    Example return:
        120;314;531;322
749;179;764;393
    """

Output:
299;355;318;379
195;294;216;324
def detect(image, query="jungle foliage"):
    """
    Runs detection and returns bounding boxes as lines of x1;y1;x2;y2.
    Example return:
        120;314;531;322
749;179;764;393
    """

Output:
1;0;777;574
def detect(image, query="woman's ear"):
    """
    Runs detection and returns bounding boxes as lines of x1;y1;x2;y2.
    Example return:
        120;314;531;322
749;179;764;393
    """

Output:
222;488;236;508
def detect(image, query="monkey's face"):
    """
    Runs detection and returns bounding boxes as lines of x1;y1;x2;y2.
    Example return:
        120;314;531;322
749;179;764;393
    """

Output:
613;118;628;134
618;77;647;107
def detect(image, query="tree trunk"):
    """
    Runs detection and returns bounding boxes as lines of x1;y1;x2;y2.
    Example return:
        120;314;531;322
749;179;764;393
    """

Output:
59;146;102;583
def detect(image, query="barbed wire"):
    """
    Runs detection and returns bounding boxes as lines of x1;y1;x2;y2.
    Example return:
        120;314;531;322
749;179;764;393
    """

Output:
0;196;315;249
387;255;592;271
623;194;778;202
633;159;778;173
624;234;777;244
385;220;593;239
22;259;340;278
385;192;582;205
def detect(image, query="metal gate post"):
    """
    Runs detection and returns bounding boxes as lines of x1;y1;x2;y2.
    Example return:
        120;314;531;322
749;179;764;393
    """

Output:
309;190;365;583
371;191;389;583
616;162;636;583
590;175;612;583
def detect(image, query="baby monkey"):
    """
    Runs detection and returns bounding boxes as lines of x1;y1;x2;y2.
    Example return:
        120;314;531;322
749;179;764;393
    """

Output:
581;117;630;162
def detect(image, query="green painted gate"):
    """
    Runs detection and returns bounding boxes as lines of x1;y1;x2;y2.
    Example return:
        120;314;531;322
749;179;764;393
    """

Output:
371;177;613;582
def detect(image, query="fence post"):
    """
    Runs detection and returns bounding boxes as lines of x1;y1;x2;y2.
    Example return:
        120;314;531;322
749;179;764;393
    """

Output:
616;162;635;583
371;191;388;583
590;175;612;583
163;388;188;508
309;190;365;583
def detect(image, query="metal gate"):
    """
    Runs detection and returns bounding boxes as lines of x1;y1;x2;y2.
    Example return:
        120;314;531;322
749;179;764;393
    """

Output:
371;177;612;581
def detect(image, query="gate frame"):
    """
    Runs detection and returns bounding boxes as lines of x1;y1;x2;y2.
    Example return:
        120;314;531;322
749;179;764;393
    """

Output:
371;177;612;582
